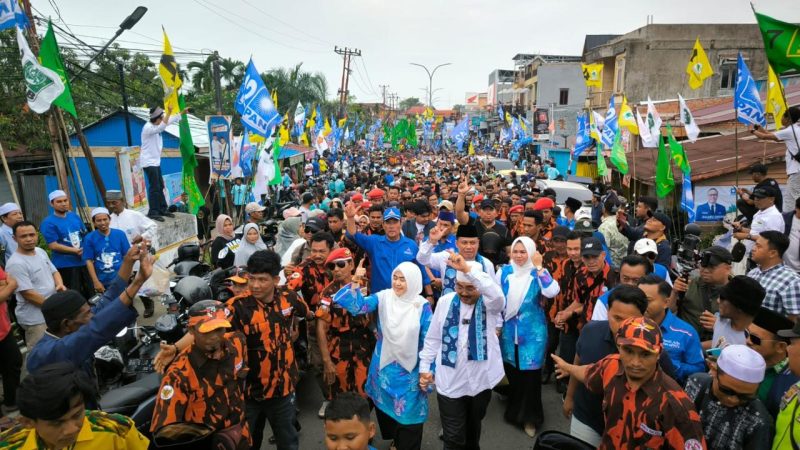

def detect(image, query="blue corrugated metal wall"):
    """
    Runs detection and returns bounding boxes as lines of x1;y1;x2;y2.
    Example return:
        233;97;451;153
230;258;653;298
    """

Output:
66;112;185;207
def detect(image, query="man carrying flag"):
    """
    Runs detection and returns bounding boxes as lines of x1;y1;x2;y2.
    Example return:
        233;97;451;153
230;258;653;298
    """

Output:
752;106;800;212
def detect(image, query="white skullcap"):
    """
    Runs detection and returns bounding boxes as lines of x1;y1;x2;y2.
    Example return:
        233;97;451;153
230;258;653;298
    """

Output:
718;344;766;384
48;190;67;202
455;260;483;284
0;203;20;216
91;207;110;219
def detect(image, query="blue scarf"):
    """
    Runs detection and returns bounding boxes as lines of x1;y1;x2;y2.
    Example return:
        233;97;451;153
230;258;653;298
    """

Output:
441;295;487;368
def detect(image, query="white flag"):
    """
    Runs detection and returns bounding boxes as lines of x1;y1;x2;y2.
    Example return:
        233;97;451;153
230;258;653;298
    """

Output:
645;97;662;144
678;94;701;143
16;26;64;113
252;138;275;200
294;102;305;126
636;110;654;148
314;130;329;155
636;110;656;148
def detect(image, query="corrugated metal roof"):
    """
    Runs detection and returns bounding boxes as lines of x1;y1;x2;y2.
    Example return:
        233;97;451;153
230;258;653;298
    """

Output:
630;133;786;185
694;83;800;125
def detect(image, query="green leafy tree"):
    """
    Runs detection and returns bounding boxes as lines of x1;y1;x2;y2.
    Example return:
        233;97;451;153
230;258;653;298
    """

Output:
399;97;422;110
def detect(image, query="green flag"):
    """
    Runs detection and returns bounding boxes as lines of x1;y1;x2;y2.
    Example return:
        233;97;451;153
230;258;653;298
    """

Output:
177;95;205;214
656;136;675;198
609;131;628;174
268;137;282;186
596;145;608;176
754;11;800;74
408;122;418;147
38;20;77;118
666;124;691;174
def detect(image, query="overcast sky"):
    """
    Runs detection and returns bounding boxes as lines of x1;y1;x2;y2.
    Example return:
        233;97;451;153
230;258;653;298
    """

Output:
33;0;798;109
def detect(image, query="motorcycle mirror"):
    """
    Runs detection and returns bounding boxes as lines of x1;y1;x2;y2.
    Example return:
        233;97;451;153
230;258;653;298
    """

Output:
115;327;128;338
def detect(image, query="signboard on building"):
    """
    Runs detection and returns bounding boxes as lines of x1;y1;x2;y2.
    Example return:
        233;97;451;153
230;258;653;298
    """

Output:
693;185;742;222
465;92;479;106
117;147;149;214
207;115;233;180
533;108;550;140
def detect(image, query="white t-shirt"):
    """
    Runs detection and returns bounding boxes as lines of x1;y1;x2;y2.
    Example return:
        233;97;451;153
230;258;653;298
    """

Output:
711;314;746;349
777;123;800;176
786;216;800;272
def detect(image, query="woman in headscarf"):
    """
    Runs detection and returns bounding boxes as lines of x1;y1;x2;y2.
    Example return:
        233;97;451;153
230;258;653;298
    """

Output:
333;261;433;450
274;216;302;256
496;236;560;438
234;223;267;267
209;214;239;269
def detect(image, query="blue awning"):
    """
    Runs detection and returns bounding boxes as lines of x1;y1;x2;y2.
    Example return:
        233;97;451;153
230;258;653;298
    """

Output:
278;147;299;160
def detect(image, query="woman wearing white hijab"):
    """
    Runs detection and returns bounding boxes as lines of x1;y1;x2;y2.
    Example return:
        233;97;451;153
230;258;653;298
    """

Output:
496;236;560;438
333;261;433;450
234;223;267;266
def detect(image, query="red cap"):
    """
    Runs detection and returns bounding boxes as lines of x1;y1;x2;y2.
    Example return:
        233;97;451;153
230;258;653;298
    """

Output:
351;193;364;202
412;184;421;192
509;205;524;214
360;201;372;210
533;197;555;211
472;194;484;204
616;317;663;354
325;247;354;264
367;188;385;200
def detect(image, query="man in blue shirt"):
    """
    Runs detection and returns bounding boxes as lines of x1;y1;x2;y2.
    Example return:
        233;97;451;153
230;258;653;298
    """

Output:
27;242;153;391
83;208;131;293
40;190;89;297
640;274;705;384
344;203;433;302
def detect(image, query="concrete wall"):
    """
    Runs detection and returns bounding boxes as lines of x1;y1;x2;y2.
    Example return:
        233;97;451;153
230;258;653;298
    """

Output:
584;24;766;104
536;63;588;107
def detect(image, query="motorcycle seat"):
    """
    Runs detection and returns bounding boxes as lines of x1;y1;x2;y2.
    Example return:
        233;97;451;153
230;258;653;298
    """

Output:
99;372;162;413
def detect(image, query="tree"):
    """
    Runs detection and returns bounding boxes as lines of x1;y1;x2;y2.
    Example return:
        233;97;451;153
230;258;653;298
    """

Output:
186;56;214;94
262;62;329;118
399;97;423;110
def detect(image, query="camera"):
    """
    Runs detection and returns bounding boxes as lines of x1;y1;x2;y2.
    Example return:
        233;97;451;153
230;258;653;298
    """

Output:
672;223;703;280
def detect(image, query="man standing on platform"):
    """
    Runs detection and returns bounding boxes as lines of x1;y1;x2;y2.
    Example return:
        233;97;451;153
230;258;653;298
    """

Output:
140;106;185;221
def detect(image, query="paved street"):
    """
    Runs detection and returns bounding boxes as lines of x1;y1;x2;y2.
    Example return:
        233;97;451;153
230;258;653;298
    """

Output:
288;370;571;450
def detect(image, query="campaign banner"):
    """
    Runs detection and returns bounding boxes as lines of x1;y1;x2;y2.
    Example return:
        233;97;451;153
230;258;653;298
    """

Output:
117;147;149;214
533;108;550;140
162;172;184;205
207;115;233;180
693;185;746;222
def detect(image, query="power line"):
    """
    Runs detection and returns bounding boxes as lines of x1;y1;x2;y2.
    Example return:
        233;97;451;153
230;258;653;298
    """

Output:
190;0;328;54
236;0;331;48
358;54;381;97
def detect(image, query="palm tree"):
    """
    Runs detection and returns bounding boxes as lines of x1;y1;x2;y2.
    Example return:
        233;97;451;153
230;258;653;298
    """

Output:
219;58;245;91
186;55;214;93
262;63;328;116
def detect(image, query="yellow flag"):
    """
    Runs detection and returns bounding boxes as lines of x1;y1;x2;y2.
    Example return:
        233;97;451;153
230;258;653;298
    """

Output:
519;117;528;132
505;111;512;125
338;116;347;128
158;28;182;112
766;65;788;129
272;90;278;109
589;110;602;142
299;132;309;146
581;63;603;88
424;107;434;120
435;115;443;124
686;38;713;90
619;97;639;135
279;125;289;145
323;118;332;136
468;140;475;155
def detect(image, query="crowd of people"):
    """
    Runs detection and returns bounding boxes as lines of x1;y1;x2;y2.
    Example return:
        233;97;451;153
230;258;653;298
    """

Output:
1;107;800;450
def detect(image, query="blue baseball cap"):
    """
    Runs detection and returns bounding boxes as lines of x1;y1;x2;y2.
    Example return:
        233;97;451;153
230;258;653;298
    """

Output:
383;207;401;221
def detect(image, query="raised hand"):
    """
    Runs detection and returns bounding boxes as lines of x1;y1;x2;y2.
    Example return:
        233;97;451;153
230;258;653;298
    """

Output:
531;250;543;268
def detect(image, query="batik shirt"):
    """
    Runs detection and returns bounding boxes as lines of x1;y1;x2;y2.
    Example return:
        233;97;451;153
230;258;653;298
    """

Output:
333;286;433;425
225;288;308;400
151;331;250;445
684;372;773;450
548;258;581;329
498;264;560;370
585;354;706;450
317;280;376;400
568;263;616;330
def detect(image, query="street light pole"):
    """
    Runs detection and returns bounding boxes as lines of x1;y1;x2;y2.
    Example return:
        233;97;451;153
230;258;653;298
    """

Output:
410;62;451;108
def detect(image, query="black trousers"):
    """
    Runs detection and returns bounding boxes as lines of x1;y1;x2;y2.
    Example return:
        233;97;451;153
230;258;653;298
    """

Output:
0;330;21;407
59;266;93;299
375;407;424;450
143;166;167;217
438;389;492;450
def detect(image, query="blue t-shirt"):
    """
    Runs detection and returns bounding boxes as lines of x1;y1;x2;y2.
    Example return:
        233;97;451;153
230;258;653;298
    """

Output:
231;184;247;206
41;212;86;268
83;229;131;287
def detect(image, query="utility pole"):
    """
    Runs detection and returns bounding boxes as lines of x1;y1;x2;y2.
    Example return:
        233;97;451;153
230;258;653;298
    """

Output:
212;51;223;115
379;84;389;108
334;46;361;118
389;93;399;111
118;63;132;146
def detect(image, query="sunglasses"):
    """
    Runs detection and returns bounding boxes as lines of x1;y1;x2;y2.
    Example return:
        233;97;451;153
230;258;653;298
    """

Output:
744;329;784;346
326;260;351;270
715;372;757;402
